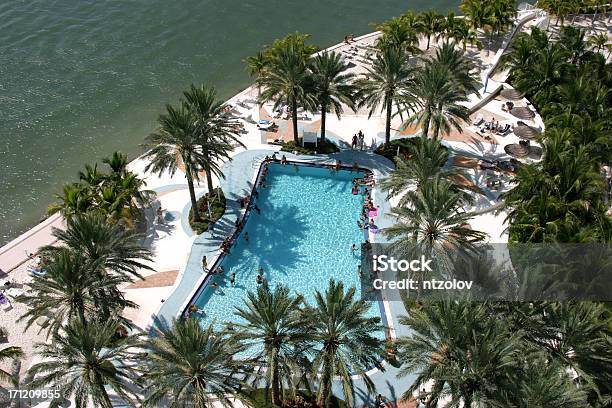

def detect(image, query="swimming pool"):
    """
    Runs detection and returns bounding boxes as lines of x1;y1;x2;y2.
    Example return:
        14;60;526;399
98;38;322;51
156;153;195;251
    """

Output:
190;162;382;329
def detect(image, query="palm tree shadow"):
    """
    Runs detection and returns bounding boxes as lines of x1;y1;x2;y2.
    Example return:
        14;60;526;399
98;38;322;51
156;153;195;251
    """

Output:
223;203;310;280
141;216;176;250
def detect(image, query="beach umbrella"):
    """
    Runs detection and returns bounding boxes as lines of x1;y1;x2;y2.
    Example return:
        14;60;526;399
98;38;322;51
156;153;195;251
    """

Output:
510;106;535;120
504;143;530;158
513;124;540;140
500;88;524;100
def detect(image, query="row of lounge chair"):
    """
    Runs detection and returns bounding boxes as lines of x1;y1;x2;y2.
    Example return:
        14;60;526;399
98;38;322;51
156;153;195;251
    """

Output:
472;115;512;136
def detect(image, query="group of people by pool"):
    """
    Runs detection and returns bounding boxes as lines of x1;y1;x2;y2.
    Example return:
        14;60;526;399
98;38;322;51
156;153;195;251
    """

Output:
351;130;365;150
353;174;379;232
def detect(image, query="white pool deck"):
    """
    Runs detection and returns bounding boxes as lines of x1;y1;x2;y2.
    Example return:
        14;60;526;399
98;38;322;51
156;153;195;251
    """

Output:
2;7;602;406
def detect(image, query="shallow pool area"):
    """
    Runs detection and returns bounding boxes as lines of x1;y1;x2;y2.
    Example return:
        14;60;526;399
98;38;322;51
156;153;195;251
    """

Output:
190;162;381;328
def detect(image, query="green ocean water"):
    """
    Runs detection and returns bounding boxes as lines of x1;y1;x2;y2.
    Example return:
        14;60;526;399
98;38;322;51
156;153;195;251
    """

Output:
0;0;458;245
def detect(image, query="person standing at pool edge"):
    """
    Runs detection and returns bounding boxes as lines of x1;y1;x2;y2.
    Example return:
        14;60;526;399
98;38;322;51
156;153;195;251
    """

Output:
358;130;364;150
201;255;207;271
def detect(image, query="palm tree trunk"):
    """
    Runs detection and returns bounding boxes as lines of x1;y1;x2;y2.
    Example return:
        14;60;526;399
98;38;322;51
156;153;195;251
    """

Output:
423;113;431;138
316;363;333;408
385;98;392;145
77;299;87;327
204;164;214;197
186;172;201;222
271;356;282;406
320;103;327;143
291;95;299;144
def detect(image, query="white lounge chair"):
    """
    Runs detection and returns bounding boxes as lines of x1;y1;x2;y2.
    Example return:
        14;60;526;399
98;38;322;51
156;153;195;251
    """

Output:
472;115;484;126
5;287;24;299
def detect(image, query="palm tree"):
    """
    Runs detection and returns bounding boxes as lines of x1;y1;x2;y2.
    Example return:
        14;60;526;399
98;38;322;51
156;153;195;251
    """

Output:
258;41;313;144
539;0;575;26
141;318;247;407
429;41;480;95
487;357;588;407
588;33;608;53
232;283;310;406
28;318;140;408
309;51;356;143
18;249;133;336
380;137;459;203
101;151;154;225
404;61;470;139
244;50;269;96
558;25;588;64
143;103;204;222
419;10;443;50
384;178;485;274
42;212;152;282
450;18;482;51
488;0;516;55
502;131;605;243
510;44;567;107
460;0;491;37
376;16;420;53
396;300;523;407
0;346;23;384
183;84;245;196
304;280;385;407
356;46;413;145
47;183;93;219
48;153;153;227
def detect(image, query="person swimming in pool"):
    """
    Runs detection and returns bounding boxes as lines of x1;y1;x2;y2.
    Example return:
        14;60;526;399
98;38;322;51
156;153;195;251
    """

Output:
294;164;299;172
281;155;287;165
351;243;356;253
188;304;205;316
244;232;249;242
256;270;264;284
254;204;261;214
230;272;236;286
351;185;359;195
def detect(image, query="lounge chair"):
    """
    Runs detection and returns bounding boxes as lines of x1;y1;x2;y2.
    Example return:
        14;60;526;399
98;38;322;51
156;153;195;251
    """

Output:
472;115;484;126
499;124;511;135
257;120;275;130
5;287;24;299
28;267;45;277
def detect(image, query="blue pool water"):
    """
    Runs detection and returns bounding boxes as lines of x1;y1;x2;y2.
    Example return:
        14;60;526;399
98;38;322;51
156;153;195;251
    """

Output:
191;163;382;327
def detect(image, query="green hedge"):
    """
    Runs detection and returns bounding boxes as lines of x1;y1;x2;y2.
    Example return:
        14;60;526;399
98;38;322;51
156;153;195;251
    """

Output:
280;139;339;155
374;137;448;161
188;188;226;234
